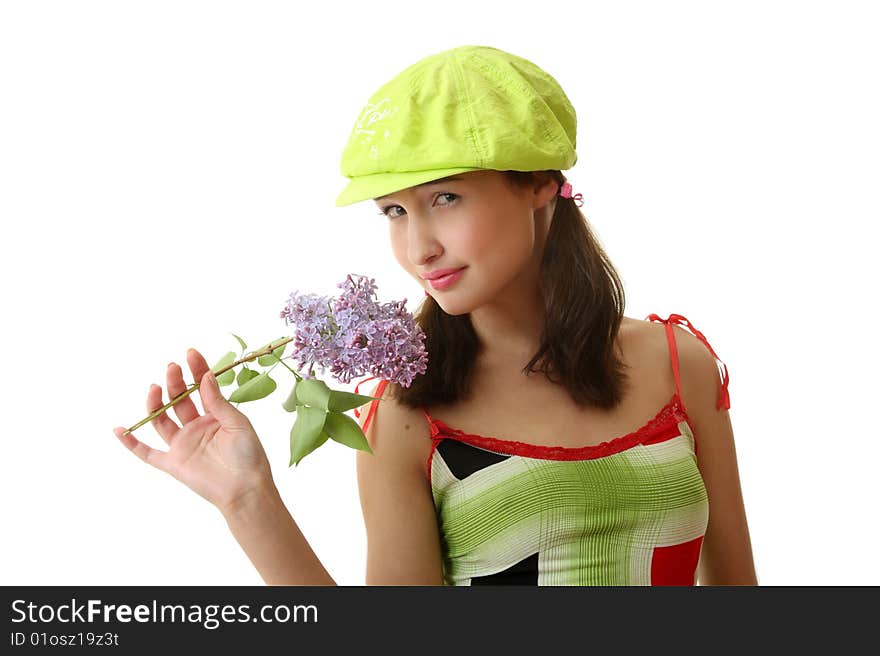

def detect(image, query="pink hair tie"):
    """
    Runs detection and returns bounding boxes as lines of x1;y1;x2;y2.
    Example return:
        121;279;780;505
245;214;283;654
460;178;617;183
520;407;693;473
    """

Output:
559;181;584;207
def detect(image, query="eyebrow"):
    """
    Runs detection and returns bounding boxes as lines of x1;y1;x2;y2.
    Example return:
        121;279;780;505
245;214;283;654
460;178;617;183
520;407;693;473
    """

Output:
375;176;465;201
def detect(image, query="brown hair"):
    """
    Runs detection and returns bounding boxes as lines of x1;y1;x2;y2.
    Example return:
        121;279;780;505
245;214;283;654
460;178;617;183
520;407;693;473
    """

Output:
387;169;630;411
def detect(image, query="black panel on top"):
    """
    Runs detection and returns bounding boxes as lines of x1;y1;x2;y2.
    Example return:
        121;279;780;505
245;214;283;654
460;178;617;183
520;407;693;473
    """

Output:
471;552;540;585
436;438;511;480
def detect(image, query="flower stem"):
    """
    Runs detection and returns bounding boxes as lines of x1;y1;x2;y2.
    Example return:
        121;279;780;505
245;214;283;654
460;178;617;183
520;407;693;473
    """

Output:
122;336;297;436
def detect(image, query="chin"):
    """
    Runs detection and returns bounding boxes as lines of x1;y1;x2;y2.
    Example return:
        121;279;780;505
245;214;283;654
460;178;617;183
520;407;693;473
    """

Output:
429;288;486;317
433;300;472;317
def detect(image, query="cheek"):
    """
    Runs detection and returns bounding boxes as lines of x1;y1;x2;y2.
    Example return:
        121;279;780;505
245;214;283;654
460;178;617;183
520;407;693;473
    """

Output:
388;228;409;268
469;214;534;269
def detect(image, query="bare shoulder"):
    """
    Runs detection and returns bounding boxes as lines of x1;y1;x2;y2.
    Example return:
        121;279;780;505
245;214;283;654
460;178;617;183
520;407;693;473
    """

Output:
620;315;678;381
354;380;444;585
621;315;663;352
355;380;435;480
633;315;722;397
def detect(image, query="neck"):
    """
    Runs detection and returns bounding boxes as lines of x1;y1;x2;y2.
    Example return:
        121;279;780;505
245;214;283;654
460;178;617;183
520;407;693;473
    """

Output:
469;274;545;369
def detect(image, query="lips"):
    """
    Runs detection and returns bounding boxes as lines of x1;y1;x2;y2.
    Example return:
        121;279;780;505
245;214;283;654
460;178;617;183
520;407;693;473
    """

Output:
421;267;466;280
427;267;466;290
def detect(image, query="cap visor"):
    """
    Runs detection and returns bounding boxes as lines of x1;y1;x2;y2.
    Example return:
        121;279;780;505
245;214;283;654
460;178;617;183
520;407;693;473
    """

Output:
335;167;485;207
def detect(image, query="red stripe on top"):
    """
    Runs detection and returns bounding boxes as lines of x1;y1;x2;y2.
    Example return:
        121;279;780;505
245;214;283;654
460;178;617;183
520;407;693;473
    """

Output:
651;535;704;585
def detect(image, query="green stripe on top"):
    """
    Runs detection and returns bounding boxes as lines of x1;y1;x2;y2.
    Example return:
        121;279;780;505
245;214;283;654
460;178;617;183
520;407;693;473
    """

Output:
430;423;708;586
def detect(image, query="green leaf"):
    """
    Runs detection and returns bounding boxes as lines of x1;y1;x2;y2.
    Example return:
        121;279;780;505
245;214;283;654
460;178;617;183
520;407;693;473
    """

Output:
211;351;237;386
290;405;329;467
256;338;288;366
327;389;381;413
228;371;277;403
281;381;299;412
236;368;260;387
295;378;332;410
322;411;373;455
230;333;248;352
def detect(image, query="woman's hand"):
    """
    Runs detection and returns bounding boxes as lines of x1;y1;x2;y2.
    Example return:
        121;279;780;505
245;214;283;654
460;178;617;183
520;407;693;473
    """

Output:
113;348;274;515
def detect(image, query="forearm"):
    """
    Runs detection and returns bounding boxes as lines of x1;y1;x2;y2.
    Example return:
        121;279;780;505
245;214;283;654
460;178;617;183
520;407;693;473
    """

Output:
221;480;336;586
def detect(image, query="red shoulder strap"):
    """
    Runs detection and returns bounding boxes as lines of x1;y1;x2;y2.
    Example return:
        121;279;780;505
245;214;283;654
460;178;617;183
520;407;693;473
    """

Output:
421;405;438;436
352;376;377;420
644;313;731;412
354;377;391;434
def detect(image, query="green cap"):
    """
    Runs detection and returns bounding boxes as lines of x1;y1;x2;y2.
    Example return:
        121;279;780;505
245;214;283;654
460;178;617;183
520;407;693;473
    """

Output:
335;45;578;207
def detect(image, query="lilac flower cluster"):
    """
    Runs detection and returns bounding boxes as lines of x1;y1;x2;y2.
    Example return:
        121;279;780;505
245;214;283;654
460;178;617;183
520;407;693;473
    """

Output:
279;274;428;387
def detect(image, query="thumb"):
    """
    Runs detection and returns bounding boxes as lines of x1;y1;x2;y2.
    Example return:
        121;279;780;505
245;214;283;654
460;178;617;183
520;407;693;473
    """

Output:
200;371;248;428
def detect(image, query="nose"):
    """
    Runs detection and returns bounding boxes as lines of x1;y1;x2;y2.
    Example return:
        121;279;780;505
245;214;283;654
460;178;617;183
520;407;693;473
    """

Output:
406;213;441;267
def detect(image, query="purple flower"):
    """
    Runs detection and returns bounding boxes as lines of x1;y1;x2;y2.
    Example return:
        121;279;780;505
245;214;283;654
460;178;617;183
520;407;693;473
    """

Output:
279;274;428;387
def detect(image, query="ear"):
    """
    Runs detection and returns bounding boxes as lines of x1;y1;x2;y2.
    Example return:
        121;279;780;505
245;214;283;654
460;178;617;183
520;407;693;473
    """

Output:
532;172;561;210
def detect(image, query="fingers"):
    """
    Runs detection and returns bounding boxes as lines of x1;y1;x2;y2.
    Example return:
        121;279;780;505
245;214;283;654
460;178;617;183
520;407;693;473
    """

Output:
166;362;200;425
113;426;168;472
148;382;180;445
186;348;212;390
187;348;217;416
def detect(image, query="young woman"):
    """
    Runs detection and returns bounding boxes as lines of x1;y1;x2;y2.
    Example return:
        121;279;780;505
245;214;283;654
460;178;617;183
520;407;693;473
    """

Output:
113;45;757;586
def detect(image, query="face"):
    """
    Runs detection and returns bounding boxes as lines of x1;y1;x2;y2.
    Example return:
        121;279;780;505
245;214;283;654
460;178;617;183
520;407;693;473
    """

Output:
373;170;558;315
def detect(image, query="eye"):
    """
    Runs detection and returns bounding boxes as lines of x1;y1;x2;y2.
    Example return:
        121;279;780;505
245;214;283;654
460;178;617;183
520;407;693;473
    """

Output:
377;192;459;220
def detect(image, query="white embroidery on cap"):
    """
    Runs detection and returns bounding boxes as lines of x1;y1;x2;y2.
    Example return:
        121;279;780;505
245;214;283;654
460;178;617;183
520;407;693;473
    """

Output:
353;97;399;160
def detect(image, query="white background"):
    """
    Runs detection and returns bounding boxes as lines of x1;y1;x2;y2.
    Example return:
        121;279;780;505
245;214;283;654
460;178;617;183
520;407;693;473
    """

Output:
1;0;877;586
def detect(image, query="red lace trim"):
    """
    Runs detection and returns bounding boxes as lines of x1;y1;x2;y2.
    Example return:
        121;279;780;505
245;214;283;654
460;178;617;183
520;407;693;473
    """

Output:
644;312;731;412
425;392;689;463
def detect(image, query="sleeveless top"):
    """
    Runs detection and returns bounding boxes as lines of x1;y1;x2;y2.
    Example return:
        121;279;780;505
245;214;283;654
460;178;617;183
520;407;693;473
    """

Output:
353;313;731;586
